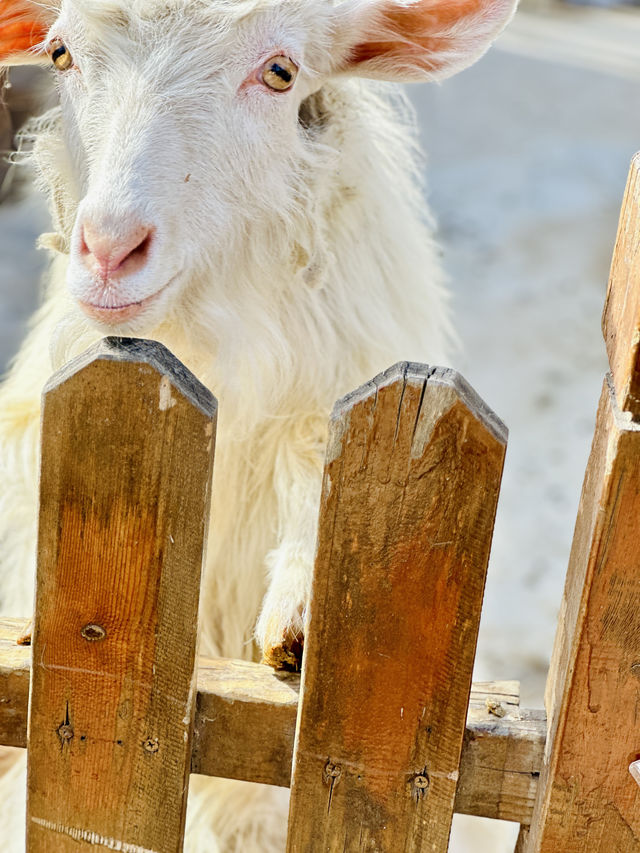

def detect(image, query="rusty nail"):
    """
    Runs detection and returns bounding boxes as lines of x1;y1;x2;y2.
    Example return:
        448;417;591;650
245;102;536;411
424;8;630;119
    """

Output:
143;738;159;754
81;624;106;642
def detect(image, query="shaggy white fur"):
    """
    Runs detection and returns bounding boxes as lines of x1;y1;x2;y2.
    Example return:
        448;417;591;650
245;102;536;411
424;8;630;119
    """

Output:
0;0;515;849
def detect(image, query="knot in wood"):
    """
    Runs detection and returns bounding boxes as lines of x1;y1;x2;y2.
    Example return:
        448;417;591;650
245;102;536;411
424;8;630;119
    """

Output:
143;737;159;754
631;662;640;678
323;761;342;783
57;724;74;742
81;623;107;642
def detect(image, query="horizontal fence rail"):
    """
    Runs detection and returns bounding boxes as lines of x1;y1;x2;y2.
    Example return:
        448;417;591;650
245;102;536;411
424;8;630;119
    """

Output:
0;618;546;825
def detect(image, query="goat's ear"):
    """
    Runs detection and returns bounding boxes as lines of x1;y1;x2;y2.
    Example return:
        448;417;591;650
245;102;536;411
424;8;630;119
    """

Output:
0;0;51;66
333;0;516;82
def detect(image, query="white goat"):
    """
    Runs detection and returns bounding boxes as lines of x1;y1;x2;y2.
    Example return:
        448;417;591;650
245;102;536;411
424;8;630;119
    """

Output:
0;0;515;849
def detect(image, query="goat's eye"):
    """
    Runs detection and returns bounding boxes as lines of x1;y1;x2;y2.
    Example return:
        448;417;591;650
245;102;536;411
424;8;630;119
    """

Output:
261;56;298;92
49;39;74;72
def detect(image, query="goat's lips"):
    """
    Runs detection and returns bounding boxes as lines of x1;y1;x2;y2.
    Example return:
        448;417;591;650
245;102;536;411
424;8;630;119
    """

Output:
78;290;161;325
77;276;176;325
79;301;146;324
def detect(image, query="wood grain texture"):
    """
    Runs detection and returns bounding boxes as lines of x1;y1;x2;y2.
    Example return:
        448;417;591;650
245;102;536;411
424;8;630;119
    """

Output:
26;338;217;853
603;153;640;418
526;376;640;852
287;363;507;852
0;619;546;824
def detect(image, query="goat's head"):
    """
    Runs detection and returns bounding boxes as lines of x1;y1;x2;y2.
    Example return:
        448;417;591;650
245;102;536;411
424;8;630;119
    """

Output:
1;0;515;333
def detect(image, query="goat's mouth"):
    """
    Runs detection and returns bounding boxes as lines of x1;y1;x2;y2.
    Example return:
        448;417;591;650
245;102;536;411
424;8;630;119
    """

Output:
80;299;152;324
78;279;174;326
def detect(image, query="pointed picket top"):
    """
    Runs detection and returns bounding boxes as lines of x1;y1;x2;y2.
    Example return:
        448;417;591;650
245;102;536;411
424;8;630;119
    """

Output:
43;336;216;419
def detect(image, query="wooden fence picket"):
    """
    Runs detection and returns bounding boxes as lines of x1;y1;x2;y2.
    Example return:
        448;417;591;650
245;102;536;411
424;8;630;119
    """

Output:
525;156;640;852
286;363;507;852
25;338;216;853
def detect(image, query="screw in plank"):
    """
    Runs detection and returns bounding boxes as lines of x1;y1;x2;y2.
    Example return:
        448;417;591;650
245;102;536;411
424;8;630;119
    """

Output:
409;772;430;801
323;760;342;784
143;737;159;754
57;724;74;742
57;701;74;747
81;624;107;642
323;760;342;813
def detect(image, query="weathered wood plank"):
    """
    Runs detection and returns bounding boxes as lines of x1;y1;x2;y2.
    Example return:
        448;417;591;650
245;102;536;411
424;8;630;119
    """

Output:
603;152;640;418
0;618;546;824
515;827;530;853
26;338;217;853
457;704;545;825
0;618;29;750
287;363;507;852
526;376;640;852
191;653;300;786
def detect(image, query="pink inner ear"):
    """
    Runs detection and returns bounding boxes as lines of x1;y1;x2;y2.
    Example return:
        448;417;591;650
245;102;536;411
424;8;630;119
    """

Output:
0;2;48;62
351;0;504;75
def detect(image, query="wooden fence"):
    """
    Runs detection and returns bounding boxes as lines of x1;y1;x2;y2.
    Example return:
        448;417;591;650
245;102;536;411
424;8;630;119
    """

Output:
1;154;640;851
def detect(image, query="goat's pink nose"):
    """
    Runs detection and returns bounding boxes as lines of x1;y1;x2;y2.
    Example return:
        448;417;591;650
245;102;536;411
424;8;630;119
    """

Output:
80;221;153;280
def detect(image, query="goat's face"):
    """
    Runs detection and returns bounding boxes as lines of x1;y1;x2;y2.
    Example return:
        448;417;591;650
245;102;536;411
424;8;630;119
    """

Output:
2;0;516;333
40;1;343;331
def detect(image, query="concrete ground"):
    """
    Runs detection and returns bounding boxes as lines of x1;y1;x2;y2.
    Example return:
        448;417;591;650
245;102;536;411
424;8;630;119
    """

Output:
1;7;640;850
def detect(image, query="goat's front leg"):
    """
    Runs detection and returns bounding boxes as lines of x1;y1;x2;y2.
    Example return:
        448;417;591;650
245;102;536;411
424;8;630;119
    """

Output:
255;419;325;671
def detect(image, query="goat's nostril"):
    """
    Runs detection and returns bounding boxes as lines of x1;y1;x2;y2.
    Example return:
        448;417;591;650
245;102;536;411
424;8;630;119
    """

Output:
129;231;153;263
80;222;154;279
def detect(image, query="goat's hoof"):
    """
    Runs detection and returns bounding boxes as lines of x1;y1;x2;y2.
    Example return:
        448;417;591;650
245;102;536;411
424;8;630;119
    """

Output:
262;630;304;672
